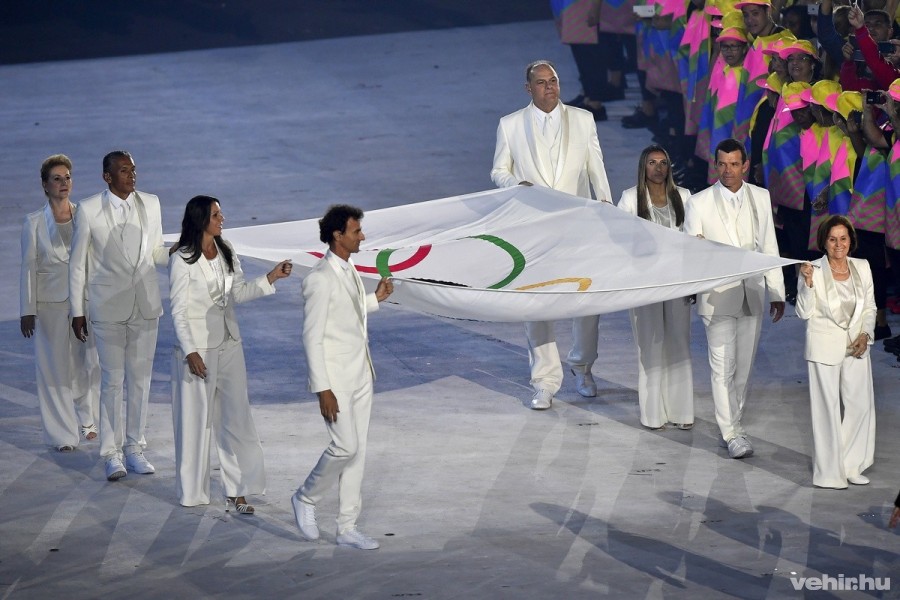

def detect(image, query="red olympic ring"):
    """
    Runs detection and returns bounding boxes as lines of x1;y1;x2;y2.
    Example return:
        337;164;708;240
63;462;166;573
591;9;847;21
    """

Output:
307;245;432;274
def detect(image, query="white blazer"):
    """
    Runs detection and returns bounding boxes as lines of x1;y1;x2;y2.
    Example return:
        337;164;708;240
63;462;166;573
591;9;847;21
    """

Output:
617;185;691;227
490;102;612;202
21;202;77;314
684;182;785;316
169;241;275;356
795;256;876;365
302;250;379;393
69;189;169;322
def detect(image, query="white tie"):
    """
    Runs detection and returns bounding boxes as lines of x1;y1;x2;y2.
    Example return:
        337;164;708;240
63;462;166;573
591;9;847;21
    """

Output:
542;114;552;139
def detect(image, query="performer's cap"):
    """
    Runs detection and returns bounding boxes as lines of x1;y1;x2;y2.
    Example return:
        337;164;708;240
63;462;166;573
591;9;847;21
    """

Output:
782;81;811;110
810;80;842;112
779;40;818;61
756;72;784;94
762;36;795;57
718;27;749;43
720;10;746;29
890;78;900;101
836;91;863;119
734;0;771;10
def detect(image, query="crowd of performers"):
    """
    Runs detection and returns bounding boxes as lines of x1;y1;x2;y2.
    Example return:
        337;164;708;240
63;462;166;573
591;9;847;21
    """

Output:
555;0;900;340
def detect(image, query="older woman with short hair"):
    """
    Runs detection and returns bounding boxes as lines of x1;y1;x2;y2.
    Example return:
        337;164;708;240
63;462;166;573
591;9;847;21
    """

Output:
797;215;876;488
20;154;99;451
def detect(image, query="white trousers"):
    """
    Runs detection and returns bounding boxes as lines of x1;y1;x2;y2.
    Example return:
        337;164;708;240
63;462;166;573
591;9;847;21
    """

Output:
171;338;266;506
299;375;373;534
34;301;99;447
92;308;158;459
525;315;600;394
808;357;876;488
701;312;762;442
629;299;693;428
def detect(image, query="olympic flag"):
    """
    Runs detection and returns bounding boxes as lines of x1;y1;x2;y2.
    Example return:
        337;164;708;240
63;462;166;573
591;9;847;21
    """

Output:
176;186;794;322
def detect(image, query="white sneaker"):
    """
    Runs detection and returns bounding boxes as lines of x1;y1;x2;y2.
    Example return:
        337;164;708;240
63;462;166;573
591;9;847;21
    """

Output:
529;389;553;410
336;527;380;550
291;494;319;540
125;452;155;474
727;436;754;459
847;474;870;485
105;456;126;481
572;369;597;398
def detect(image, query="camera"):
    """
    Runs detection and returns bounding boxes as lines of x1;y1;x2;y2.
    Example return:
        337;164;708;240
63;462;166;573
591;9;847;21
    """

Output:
878;41;896;55
807;3;819;15
632;5;656;18
866;90;886;104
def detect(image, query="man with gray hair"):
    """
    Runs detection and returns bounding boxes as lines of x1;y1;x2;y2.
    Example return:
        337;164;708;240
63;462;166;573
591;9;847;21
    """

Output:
490;60;612;410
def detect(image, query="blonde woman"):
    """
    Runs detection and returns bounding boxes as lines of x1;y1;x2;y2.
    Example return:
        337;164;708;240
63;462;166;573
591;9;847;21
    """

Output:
20;154;99;452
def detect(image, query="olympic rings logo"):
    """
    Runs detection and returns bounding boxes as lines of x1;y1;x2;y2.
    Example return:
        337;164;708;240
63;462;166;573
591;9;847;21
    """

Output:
308;234;591;291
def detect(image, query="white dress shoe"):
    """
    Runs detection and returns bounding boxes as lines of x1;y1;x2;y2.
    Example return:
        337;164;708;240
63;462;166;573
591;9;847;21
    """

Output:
572;369;597;397
125;452;155;474
727;436;754;459
530;388;553;410
292;494;319;540
105;456;127;481
336;527;379;550
847;474;870;485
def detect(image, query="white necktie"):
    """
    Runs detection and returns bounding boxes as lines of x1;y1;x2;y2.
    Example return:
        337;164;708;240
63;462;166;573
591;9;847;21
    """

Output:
542;114;552;138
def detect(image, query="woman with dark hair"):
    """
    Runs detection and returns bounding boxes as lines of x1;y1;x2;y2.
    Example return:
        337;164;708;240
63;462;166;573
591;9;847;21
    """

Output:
20;154;99;452
169;195;292;513
797;215;876;488
617;145;694;430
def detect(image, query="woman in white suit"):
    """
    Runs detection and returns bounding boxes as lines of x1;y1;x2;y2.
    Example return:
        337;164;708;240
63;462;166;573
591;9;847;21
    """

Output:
20;154;99;452
797;215;876;488
169;195;292;513
618;145;694;430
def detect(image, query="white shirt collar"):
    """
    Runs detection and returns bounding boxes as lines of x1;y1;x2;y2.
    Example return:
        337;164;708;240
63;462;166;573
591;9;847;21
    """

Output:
531;102;561;125
716;180;744;204
107;190;135;211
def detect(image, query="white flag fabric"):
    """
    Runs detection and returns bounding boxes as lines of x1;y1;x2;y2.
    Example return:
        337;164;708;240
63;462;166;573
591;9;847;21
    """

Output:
168;186;795;322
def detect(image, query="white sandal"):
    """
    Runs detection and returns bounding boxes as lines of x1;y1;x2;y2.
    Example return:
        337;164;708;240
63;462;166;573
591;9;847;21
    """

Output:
226;496;255;515
81;424;98;441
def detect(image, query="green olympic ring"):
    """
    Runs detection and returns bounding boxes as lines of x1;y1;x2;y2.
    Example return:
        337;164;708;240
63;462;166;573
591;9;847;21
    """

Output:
374;235;526;289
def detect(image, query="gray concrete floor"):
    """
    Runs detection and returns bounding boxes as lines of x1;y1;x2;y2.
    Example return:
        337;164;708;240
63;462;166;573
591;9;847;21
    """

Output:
1;20;898;600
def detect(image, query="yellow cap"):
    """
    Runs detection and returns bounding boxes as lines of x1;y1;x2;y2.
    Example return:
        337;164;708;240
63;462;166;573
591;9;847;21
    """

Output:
836;91;863;119
779;39;818;60
890;78;900;101
757;72;784;93
782;81;811;110
810;79;842;112
718;27;749;43
720;10;746;29
735;0;771;9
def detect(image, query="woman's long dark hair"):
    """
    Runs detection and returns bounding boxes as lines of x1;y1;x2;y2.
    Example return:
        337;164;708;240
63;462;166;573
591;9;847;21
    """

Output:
635;145;685;227
173;195;234;272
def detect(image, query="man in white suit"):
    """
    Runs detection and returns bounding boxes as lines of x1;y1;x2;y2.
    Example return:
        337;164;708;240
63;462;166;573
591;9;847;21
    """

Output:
292;205;393;550
490;59;613;410
684;138;786;459
69;151;169;481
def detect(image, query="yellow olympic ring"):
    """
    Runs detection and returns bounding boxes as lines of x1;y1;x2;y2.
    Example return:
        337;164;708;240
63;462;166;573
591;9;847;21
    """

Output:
515;277;592;292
